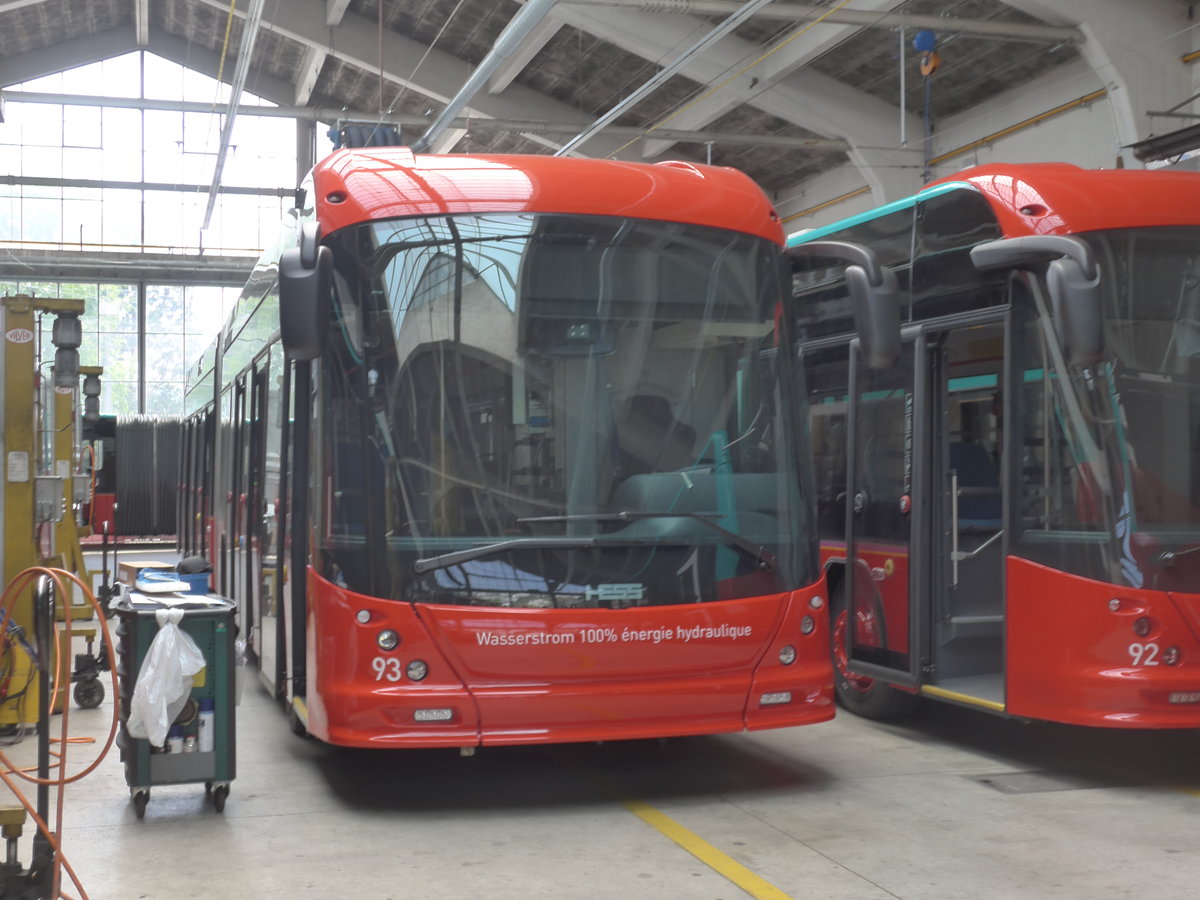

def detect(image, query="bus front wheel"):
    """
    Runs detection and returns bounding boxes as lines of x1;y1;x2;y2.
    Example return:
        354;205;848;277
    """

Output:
831;586;919;720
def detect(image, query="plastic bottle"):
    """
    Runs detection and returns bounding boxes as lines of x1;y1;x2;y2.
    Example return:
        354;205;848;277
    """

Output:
197;697;215;753
167;725;184;754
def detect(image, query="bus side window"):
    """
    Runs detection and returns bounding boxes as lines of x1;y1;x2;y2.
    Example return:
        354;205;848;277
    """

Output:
803;345;850;540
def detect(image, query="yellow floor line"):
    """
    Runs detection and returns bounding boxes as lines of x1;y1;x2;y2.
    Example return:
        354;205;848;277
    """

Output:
623;797;794;900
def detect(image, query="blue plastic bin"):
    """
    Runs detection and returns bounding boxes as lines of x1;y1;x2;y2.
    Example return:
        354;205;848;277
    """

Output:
175;572;211;595
138;569;210;595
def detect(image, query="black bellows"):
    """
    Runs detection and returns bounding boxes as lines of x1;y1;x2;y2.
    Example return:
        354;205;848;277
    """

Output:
114;415;182;537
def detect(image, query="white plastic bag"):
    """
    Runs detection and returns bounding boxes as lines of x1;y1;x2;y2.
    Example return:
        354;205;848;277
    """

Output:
126;608;207;748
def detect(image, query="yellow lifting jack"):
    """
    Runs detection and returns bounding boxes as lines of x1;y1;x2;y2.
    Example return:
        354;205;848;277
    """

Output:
0;295;107;730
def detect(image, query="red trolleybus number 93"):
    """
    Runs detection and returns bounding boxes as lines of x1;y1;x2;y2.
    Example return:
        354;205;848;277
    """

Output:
371;658;404;682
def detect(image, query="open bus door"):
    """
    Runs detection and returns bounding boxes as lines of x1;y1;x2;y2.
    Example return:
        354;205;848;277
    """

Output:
841;335;924;708
843;319;1010;715
928;317;1008;712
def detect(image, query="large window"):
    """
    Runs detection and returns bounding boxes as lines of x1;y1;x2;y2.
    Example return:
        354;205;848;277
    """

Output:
0;52;297;253
0;277;238;416
0;49;331;415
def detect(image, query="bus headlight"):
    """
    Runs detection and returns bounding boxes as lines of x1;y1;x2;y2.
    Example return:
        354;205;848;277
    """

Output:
356;609;372;624
779;645;797;665
1133;616;1153;637
1162;646;1181;666
800;615;815;635
376;629;400;651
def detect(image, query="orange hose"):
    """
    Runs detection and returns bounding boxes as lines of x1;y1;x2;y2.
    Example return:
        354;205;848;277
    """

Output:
0;566;121;900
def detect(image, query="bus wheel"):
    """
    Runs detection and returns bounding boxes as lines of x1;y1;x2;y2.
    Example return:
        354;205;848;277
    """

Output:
831;588;919;720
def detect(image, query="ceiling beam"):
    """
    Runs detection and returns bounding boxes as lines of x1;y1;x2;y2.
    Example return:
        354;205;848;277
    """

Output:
412;0;559;153
557;0;775;156
5;90;848;150
564;0;1083;43
555;3;917;148
429;128;468;154
190;0;617;156
134;0;150;46
759;0;904;84
554;2;922;198
0;247;255;287
642;0;901;157
326;0;352;27
0;27;136;86
148;28;294;106
488;14;563;94
294;45;326;105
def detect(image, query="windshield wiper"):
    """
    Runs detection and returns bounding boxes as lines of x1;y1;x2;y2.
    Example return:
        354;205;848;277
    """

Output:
1156;543;1200;567
519;511;777;572
413;536;660;575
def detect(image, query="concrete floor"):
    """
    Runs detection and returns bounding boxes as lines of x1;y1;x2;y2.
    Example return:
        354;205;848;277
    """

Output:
6;552;1198;898
1;656;1194;899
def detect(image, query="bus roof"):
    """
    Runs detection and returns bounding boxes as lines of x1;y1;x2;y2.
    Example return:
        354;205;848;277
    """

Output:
790;162;1200;245
311;147;784;244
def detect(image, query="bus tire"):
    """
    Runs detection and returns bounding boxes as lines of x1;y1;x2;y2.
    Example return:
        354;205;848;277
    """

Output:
831;586;920;720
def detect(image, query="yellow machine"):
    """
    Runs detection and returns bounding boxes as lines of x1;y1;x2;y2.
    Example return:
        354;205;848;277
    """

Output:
0;294;101;728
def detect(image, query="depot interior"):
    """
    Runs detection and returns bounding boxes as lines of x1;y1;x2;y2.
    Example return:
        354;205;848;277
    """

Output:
0;2;1198;898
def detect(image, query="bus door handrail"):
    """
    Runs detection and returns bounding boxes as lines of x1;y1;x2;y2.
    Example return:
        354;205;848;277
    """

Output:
950;469;1004;585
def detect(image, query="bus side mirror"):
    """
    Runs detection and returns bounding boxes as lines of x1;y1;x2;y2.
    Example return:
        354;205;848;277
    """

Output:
970;235;1103;367
1046;256;1104;367
787;241;901;369
279;221;332;361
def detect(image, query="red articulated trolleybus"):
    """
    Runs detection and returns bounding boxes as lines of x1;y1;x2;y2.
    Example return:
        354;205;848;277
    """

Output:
179;148;894;749
788;162;1200;728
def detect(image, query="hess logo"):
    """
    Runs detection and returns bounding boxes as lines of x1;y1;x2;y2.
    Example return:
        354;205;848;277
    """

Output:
584;583;644;607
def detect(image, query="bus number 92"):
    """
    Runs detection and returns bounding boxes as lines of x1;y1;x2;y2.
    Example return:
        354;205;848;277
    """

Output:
1128;643;1160;667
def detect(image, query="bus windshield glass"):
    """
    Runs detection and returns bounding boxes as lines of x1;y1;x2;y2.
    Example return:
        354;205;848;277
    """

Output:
319;212;810;606
1017;226;1200;587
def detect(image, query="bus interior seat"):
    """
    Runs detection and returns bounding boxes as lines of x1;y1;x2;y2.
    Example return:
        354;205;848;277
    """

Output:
950;440;1002;529
616;394;696;475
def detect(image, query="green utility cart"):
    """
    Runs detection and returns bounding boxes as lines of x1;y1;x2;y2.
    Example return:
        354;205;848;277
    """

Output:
114;593;237;818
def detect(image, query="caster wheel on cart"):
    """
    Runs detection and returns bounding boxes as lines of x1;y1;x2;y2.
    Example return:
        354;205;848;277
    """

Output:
212;784;229;812
133;790;149;819
73;678;104;709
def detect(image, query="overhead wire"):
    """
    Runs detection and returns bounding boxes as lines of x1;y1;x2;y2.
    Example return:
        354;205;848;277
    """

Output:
383;0;471;121
603;0;861;158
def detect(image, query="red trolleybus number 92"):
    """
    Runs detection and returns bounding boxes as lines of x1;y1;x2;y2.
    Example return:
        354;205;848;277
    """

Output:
1128;642;1159;666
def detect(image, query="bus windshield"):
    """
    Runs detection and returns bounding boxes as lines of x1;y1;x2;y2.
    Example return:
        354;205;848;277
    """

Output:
319;212;811;606
1017;226;1200;588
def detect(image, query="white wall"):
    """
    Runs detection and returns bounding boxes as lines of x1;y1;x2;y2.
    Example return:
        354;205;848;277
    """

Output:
778;58;1120;233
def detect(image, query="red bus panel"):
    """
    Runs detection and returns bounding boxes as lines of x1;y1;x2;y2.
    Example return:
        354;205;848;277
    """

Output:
304;569;832;748
1007;556;1200;727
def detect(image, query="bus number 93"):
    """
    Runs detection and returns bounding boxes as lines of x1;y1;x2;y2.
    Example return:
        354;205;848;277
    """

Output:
372;657;403;681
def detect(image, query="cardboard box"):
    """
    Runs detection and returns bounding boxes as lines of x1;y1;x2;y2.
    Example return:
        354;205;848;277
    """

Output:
117;560;174;586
